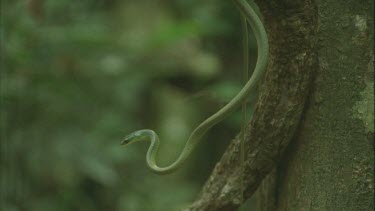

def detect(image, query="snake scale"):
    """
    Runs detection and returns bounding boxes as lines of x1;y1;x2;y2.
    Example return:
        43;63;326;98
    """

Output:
121;0;269;175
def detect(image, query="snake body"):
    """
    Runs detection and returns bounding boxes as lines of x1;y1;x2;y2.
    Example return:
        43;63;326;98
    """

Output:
121;0;269;175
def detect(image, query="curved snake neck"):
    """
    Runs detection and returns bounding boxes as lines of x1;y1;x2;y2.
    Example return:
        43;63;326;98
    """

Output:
122;0;269;174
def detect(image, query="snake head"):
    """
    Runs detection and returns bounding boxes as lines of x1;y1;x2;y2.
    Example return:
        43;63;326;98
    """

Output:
121;131;144;146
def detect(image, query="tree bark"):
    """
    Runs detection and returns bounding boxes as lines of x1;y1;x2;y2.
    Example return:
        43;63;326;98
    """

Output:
255;0;374;210
184;0;318;210
184;0;374;210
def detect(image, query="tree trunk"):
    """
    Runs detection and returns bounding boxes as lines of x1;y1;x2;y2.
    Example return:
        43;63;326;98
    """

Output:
185;0;374;210
255;0;374;210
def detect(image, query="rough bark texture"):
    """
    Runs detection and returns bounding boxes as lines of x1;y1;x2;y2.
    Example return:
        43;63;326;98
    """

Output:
184;0;318;210
255;0;375;210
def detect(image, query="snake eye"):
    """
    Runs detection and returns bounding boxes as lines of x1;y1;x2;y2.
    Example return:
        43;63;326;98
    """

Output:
121;134;134;145
120;138;130;145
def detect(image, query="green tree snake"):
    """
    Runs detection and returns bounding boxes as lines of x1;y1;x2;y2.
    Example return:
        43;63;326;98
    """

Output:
121;0;269;175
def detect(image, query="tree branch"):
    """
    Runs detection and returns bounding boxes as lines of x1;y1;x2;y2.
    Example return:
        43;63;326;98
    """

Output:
183;1;318;210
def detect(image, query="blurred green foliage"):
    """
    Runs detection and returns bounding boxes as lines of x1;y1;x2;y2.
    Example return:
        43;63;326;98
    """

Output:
1;0;257;210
